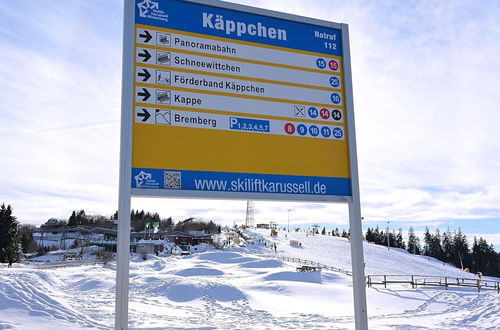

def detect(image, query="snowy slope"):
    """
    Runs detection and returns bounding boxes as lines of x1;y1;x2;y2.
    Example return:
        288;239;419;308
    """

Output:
0;229;498;329
250;229;482;278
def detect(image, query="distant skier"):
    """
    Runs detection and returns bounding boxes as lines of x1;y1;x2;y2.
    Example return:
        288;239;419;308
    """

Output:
274;243;277;253
477;272;483;279
7;259;13;268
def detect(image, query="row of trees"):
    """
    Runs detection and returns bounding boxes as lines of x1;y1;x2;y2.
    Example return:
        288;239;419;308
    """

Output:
0;204;223;263
365;226;408;250
421;228;499;276
324;227;350;238
365;226;500;276
67;209;114;227
58;209;219;234
126;210;220;233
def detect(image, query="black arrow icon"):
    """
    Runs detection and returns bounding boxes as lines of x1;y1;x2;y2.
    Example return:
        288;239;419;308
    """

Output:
137;88;151;101
138;49;151;62
139;30;152;43
138;69;151;81
137;108;151;122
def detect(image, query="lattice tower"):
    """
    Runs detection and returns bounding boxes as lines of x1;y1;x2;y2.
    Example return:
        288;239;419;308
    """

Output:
245;200;254;228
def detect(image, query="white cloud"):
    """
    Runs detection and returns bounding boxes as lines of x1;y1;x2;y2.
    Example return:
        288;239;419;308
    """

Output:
1;0;500;241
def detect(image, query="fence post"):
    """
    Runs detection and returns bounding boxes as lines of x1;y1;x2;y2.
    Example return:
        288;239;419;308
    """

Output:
445;277;447;290
477;280;480;293
411;275;414;289
384;275;387;289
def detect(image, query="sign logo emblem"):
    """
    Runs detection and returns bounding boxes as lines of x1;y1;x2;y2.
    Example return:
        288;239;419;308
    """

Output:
134;170;152;187
137;0;158;17
137;0;168;23
134;170;160;189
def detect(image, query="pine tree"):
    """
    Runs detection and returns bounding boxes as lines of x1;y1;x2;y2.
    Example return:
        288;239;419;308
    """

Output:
373;225;383;244
68;209;87;226
441;229;454;264
21;232;37;253
407;226;421;254
396;228;405;249
452;229;469;269
68;210;77;226
472;236;499;276
321;227;326;235
77;210;87;225
414;235;422;255
471;236;479;272
0;203;20;263
429;229;444;260
423;227;432;256
365;227;373;242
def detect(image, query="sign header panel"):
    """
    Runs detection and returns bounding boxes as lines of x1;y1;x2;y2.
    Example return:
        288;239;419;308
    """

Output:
130;0;353;201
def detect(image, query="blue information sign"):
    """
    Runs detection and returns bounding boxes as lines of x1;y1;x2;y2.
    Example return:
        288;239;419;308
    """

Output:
129;0;351;202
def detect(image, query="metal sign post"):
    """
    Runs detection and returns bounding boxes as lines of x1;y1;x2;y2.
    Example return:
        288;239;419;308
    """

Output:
116;1;134;329
342;23;369;329
117;1;368;329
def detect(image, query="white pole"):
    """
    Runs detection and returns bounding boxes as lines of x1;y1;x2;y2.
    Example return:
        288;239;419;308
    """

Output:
342;23;369;330
115;0;134;329
287;209;291;232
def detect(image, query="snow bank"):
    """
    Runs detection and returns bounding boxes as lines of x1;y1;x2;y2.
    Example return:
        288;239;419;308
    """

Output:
0;228;498;329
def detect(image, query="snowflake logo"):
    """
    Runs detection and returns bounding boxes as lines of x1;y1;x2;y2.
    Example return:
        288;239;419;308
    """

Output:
134;171;152;187
137;0;159;17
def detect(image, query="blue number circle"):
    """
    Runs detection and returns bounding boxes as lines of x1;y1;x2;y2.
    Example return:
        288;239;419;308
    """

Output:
309;125;319;137
329;76;340;88
330;93;341;104
321;126;331;138
316;58;326;69
308;107;318;118
297;124;307;136
333;127;343;139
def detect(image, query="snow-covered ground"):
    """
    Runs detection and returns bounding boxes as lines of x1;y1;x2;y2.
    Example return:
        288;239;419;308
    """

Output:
0;229;498;329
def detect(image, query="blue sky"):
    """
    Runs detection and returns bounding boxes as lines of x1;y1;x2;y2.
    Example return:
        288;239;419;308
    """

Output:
1;0;499;250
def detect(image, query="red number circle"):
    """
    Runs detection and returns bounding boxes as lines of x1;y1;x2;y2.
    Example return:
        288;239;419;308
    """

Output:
320;108;330;119
284;123;295;134
328;60;339;71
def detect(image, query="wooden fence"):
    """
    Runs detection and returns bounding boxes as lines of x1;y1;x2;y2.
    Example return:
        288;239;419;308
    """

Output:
269;254;499;293
273;255;352;276
366;274;500;293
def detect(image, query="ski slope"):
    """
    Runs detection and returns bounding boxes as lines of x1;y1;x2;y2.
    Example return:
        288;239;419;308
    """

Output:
0;228;498;329
253;229;484;279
